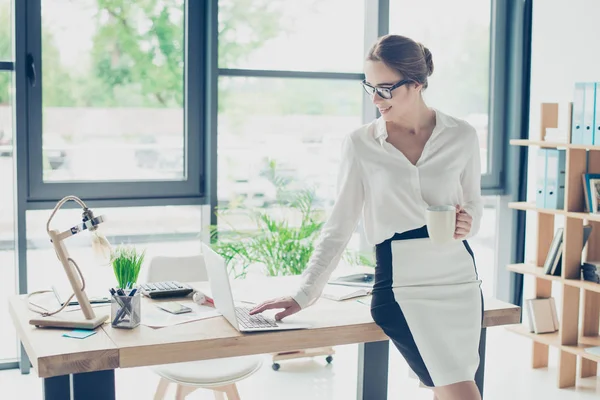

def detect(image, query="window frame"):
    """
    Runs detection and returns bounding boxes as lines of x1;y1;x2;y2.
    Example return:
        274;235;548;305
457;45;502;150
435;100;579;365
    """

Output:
23;0;207;208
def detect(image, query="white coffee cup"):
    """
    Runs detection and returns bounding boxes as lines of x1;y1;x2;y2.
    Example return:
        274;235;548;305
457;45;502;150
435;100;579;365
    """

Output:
425;205;456;245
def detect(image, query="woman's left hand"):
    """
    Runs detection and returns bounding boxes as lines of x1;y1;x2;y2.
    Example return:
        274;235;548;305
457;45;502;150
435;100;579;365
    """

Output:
454;205;472;240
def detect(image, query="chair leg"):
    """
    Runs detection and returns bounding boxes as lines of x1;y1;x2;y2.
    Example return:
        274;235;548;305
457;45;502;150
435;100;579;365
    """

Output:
222;384;241;400
213;390;226;400
154;378;170;400
175;384;197;400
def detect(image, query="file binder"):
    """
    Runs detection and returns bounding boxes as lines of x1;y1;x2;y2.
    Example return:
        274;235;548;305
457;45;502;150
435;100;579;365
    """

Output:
536;149;547;208
595;82;600;145
572;82;585;144
544;149;566;210
582;82;596;145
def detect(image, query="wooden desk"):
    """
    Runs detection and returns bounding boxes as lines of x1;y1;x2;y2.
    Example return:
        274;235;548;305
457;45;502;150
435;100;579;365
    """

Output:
9;276;521;400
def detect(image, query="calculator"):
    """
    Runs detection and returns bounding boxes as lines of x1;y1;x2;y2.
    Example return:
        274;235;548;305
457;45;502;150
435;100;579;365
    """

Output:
138;281;194;299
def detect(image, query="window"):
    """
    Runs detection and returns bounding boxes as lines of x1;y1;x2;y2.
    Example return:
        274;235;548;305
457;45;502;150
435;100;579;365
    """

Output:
26;0;204;204
218;0;365;73
389;0;501;188
0;0;16;362
27;205;204;297
216;76;362;241
216;2;367;264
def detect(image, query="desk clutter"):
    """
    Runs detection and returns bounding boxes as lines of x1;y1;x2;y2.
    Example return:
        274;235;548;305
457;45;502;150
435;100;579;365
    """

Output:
321;273;374;301
139;281;194;299
109;287;141;329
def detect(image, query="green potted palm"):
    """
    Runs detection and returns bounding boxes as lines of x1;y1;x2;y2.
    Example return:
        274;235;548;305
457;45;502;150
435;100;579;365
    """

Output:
210;160;373;278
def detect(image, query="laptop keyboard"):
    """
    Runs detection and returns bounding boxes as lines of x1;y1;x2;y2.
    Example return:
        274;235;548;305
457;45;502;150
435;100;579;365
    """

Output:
235;307;278;329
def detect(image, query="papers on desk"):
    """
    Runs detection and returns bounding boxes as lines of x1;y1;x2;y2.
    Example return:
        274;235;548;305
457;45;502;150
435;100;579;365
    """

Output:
321;284;371;301
142;301;221;329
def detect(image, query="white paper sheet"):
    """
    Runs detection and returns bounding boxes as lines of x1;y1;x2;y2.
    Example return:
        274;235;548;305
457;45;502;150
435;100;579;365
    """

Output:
142;301;221;329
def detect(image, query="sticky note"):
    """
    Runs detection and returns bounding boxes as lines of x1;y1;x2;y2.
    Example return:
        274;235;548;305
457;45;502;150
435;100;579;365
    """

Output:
62;329;97;339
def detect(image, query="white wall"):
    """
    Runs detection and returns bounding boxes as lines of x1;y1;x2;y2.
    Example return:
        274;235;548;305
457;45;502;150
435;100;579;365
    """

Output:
524;0;600;304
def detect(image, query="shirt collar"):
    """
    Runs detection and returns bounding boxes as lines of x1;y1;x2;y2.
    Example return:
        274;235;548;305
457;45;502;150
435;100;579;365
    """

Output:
374;108;458;144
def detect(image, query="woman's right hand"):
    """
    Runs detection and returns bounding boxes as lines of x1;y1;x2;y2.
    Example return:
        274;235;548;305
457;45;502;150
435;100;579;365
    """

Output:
249;296;301;321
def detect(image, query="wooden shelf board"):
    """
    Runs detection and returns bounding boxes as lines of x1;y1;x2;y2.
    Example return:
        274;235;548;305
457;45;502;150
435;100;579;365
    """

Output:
507;263;562;282
506;324;560;347
509;139;567;148
564;211;600;222
507;203;600;222
563;278;600;293
506;325;600;362
508;202;565;215
563;336;600;362
510;139;600;151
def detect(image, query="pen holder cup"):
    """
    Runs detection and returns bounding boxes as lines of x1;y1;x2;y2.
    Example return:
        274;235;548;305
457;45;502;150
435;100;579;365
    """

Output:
110;291;141;329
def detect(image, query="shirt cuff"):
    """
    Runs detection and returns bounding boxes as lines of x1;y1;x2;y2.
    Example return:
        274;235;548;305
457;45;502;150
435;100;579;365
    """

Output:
291;288;312;310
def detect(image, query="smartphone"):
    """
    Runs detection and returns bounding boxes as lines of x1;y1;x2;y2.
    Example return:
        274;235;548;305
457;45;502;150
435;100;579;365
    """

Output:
156;302;193;315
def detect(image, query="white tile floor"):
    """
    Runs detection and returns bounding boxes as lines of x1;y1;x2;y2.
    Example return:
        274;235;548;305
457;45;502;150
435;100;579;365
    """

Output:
0;327;598;400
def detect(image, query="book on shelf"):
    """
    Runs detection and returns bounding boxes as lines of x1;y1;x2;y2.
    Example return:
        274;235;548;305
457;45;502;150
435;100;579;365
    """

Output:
525;297;559;334
544;128;569;143
582;173;600;212
543;228;563;275
581;261;600;283
544;225;592;276
590;178;600;213
584;346;600;357
321;284;371;301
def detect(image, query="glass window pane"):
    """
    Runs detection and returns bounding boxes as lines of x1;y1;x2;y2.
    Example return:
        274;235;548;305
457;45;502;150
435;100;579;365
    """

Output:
467;196;497;298
389;0;491;174
218;0;365;73
0;70;17;361
27;205;203;296
0;0;11;61
41;0;185;182
216;77;363;277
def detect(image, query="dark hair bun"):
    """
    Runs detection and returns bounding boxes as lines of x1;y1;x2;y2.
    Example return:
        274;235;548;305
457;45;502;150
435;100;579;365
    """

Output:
422;46;434;77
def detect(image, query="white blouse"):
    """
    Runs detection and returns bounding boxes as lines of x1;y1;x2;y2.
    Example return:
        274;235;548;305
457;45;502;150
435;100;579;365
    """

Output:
292;108;483;309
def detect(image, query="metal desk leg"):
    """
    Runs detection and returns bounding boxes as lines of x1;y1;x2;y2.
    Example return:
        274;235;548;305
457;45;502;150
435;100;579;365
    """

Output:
475;327;487;399
20;342;30;374
43;375;69;400
43;369;116;400
357;340;389;400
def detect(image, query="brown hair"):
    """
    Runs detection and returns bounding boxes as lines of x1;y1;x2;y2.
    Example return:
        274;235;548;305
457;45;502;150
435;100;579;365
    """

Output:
366;34;434;89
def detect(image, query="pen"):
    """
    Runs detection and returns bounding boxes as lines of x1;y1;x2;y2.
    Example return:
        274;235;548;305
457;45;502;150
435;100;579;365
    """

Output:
114;288;138;324
111;288;130;325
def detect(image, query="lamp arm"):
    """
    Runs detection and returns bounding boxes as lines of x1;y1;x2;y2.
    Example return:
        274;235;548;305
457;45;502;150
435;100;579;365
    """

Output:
46;195;89;234
27;256;87;317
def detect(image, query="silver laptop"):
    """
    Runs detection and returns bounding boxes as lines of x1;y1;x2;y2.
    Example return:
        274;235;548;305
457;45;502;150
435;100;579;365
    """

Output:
201;242;311;332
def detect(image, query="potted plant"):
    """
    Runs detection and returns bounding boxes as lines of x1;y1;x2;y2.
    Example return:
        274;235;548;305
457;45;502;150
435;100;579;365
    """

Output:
111;245;145;291
210;161;374;278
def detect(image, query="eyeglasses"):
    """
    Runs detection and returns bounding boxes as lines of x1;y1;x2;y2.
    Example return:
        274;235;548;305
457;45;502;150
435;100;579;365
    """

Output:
361;79;412;100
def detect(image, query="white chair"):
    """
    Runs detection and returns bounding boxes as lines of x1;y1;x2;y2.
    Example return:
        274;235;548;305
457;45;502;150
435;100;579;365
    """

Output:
147;253;263;400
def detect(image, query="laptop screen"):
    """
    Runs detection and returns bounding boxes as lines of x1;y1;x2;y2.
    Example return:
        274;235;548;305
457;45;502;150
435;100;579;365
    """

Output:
200;243;239;330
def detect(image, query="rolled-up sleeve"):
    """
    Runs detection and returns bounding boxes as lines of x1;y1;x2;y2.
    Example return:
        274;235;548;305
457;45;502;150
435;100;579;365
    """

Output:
292;135;365;309
460;130;483;238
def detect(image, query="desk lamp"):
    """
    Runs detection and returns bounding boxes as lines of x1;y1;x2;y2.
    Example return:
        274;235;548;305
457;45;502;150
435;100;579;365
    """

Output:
29;195;110;329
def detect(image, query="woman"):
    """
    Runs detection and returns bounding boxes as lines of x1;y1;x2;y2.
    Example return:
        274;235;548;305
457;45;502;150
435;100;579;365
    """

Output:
250;34;483;400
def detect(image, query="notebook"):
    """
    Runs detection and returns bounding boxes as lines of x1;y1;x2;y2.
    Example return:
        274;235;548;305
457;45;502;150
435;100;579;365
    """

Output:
328;273;374;288
525;297;559;334
321;284;371;301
